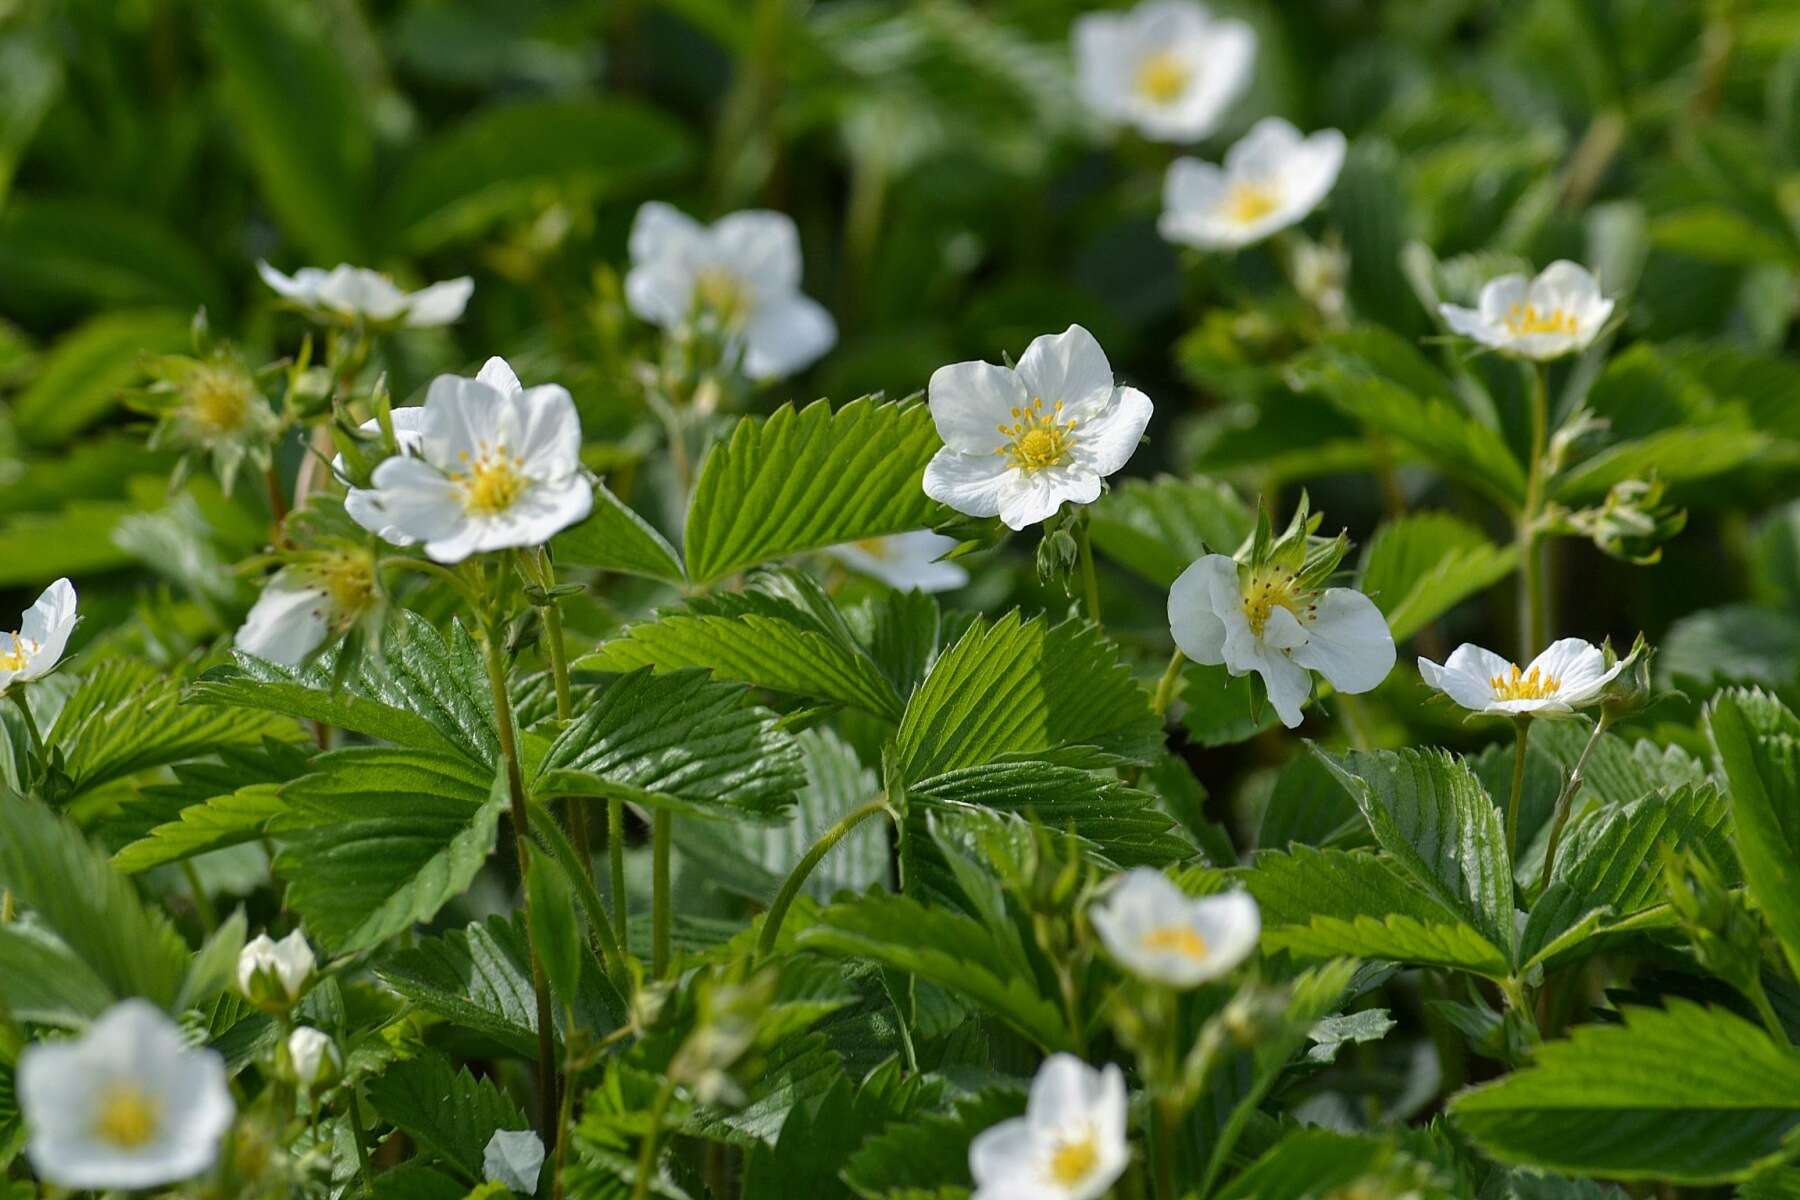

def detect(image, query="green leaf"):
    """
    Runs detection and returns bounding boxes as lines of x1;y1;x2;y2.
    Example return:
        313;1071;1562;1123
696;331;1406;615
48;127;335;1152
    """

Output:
0;198;226;316
1178;661;1283;748
526;844;584;1015
1662;606;1800;690
1214;1130;1413;1200
1708;689;1800;982
1450;1000;1800;1183
1357;512;1517;643
893;612;1160;781
535;668;803;821
111;783;286;874
683;397;945;587
742;1061;945;1200
274;749;504;953
364;1053;529;1185
1330;139;1429;337
1087;474;1253;587
11;309;192;447
385;98;695;253
1650;206;1798;267
0;500;140;583
551;482;685;584
1552;422;1769;503
843;1087;1024;1200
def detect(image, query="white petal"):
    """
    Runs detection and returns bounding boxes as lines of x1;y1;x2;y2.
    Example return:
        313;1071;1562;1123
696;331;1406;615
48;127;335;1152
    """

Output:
928;361;1028;454
1438;303;1498;344
367;456;469;548
624;261;693;328
403;277;474;326
16;578;77;679
969;1115;1039;1195
510;384;584;478
1154;18;1255;141
1168;555;1236;666
484;1129;546;1194
997;468;1098;530
417;373;508;466
476;357;523;396
234;575;331;667
316;266;408;321
1476;275;1531;326
711;209;804;294
1420;643;1514;711
741;294;836;380
1015;325;1114;409
826;531;968;593
1287;587;1395;695
1225;117;1304;176
256;261;312;302
1026;1054;1107;1134
1278;129;1346;219
629;201;705;267
923;449;1014;519
1071;12;1134;120
1071;386;1151;477
1526;637;1619;704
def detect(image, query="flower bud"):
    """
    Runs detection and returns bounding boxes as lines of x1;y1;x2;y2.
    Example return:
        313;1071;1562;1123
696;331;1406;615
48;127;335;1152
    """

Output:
280;1027;341;1092
236;930;315;1014
1599;633;1656;721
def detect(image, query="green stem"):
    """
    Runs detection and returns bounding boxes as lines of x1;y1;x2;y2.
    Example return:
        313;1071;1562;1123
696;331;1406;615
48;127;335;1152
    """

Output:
343;1085;374;1197
651;809;672;978
1517;362;1551;661
1152;1097;1179;1200
529;800;630;987
551;1019;579;1200
532;556;594;885
609;799;629;952
483;627;562;1142
1748;974;1790;1046
757;797;890;962
629;1077;677;1200
1075;517;1103;627
1151;649;1185;718
1539;714;1610;888
180;860;219;935
1507;716;1533;871
8;688;46;784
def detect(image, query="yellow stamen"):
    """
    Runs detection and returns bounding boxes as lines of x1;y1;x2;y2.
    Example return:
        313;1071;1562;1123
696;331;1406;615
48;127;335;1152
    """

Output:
1502;303;1578;337
307;551;377;629
1224;182;1280;226
994;397;1078;472
1135;51;1191;104
0;632;32;673
693;268;753;330
93;1083;161;1149
453;446;529;516
1140;925;1209;961
1240;566;1310;638
1489;663;1561;701
1045;1132;1100;1187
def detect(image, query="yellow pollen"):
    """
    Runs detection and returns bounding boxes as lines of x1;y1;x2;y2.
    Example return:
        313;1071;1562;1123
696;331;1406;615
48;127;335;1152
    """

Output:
1135;51;1191;104
454;446;529;516
994;397;1078;472
1141;924;1209;961
1045;1132;1100;1187
1502;303;1578;337
307;552;377;628
693;267;753;329
93;1083;161;1149
0;632;32;673
1489;663;1561;701
1240;566;1309;638
185;366;255;435
1224;182;1280;226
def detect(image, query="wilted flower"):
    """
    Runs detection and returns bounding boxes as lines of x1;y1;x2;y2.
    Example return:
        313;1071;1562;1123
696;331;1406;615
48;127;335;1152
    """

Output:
234;550;379;667
484;1129;546;1195
1089;868;1260;988
969;1054;1128;1200
18;999;234;1190
237;929;316;1012
1160;118;1346;251
625;202;837;381
350;357;592;563
0;578;77;694
1418;638;1624;718
1072;0;1255;143
1167;503;1394;729
281;1027;342;1091
142;350;283;494
826;531;968;593
1437;261;1614;360
257;261;473;328
922;324;1152;531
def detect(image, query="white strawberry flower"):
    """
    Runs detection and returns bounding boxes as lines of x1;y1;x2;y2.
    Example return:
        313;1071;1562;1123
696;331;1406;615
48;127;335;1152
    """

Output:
0;578;76;694
236;929;316;1010
1419;638;1624;718
1437;260;1614;361
18;1000;235;1190
283;1027;342;1091
1159;118;1346;251
234;552;378;668
257;261;472;328
1089;868;1260;989
625;202;836;381
349;356;592;563
922;325;1152;531
825;531;968;593
1073;0;1256;143
484;1129;546;1195
1168;554;1394;730
969;1054;1128;1200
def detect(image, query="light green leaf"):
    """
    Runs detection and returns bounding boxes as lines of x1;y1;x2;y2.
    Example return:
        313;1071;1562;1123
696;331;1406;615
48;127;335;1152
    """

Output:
112;783;286;874
1662;605;1800;690
1649;207;1798;267
11;309;192;447
364;1053;529;1185
1707;689;1800;982
1357;512;1517;643
843;1087;1023;1200
1215;1130;1415;1200
0;198;225;315
1552;423;1769;503
551;482;685;584
1087;474;1253;587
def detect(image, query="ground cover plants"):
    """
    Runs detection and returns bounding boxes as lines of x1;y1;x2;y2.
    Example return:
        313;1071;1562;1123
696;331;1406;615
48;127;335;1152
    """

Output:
4;0;1800;1196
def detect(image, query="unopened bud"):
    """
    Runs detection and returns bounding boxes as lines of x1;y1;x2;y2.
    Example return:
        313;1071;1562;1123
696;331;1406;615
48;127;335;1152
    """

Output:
237;931;315;1014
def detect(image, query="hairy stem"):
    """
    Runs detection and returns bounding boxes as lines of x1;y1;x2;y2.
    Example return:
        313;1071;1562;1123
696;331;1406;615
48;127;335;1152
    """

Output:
528;800;630;987
1507;716;1533;871
1151;649;1185;719
609;799;629;952
7;689;46;787
1539;714;1610;888
532;554;594;882
1517;362;1551;660
757;798;890;962
1075;517;1103;627
651;808;673;977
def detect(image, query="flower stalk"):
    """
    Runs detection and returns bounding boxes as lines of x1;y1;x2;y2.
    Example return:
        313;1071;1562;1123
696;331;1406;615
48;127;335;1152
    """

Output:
1075;515;1103;626
1539;712;1611;887
756;797;891;963
1517;361;1551;660
651;809;673;978
1507;716;1533;869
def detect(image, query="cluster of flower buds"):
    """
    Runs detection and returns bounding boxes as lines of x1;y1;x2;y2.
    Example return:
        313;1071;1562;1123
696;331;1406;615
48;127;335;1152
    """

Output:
1548;475;1687;564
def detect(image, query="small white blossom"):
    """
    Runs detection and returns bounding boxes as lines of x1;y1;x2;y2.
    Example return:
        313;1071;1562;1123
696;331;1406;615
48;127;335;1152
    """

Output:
969;1054;1128;1200
234;553;378;668
625;202;836;380
257;261;472;327
236;930;316;1010
350;357;592;563
283;1027;342;1091
1160;117;1346;251
826;531;968;593
1073;0;1256;143
18;999;234;1190
1419;638;1624;719
1437;261;1614;361
0;578;76;693
484;1128;546;1195
1169;553;1394;729
923;325;1152;531
1089;868;1260;988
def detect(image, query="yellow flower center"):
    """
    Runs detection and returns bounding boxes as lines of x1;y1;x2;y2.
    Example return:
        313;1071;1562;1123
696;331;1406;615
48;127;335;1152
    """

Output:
1224;182;1281;226
1045;1131;1100;1187
1241;566;1307;638
93;1083;161;1149
1135;51;1191;104
0;632;34;673
1140;924;1210;961
1502;303;1578;337
185;365;256;435
995;398;1078;472
307;551;377;628
454;447;529;516
1489;663;1561;701
693;267;753;330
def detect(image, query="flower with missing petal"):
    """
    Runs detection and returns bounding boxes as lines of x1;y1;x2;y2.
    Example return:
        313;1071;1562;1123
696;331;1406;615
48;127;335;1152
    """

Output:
969;1054;1128;1200
1089;868;1260;989
1418;638;1623;718
826;531;968;593
1160;118;1346;251
236;930;316;1012
18;999;235;1190
234;551;379;668
0;578;77;694
349;357;592;563
1437;261;1614;361
625;202;837;380
257;261;472;328
1072;0;1255;143
484;1129;546;1195
922;325;1152;531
